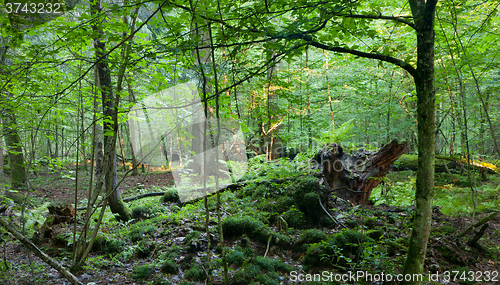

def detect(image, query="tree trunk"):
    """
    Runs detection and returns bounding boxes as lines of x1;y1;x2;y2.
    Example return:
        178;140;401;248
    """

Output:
126;83;139;176
80;92;87;170
265;49;283;160
92;0;131;222
402;1;438;283
0;134;3;176
2;110;27;195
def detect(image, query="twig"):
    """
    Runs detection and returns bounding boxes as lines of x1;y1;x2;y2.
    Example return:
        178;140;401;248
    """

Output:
264;235;272;257
318;177;347;229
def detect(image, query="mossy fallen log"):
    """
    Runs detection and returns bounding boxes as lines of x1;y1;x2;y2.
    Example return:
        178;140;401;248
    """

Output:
436;155;499;174
393;154;499;174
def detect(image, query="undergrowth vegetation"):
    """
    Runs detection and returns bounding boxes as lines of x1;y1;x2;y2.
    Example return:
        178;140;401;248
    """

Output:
1;154;499;284
371;170;500;215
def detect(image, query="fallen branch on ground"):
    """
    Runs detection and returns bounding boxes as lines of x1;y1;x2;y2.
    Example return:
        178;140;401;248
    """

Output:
76;178;289;210
0;217;83;285
457;211;500;238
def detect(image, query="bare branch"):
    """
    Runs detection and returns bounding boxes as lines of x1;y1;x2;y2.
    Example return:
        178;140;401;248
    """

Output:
341;13;416;29
304;37;417;77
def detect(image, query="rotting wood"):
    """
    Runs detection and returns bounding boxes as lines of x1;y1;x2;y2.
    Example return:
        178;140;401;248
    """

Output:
436;155;500;175
458;211;499;238
0;217;83;285
467;223;488;248
314;139;408;205
394;154;499;175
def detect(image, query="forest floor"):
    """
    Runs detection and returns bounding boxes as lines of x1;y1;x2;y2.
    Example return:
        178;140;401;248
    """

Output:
27;164;175;205
1;161;500;285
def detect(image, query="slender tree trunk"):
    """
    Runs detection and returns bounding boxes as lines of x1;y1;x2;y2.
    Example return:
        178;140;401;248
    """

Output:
55;125;59;158
386;71;394;144
208;21;228;283
80;92;87;170
306;47;312;149
92;0;131;221
402;1;438;283
126;83;139;176
0;135;4;176
323;51;335;131
266;51;283;160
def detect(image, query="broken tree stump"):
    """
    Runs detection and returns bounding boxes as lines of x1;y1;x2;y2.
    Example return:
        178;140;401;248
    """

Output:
313;139;408;205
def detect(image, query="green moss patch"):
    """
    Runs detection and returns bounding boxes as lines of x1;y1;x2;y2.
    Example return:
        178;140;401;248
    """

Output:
303;229;375;270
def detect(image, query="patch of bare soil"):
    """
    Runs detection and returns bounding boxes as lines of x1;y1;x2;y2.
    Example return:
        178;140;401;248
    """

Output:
27;165;174;205
119;171;175;197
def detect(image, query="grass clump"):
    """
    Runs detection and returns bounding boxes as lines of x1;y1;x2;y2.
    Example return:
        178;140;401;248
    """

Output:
129;221;157;242
132;264;154;281
232;264;261;285
292;177;324;224
222;216;267;241
281;207;307;229
160;189;180;203
222;216;291;246
296;229;328;247
253;256;294;272
303;229;374;270
91;235;126;255
184;264;206;281
160;259;179;274
231;256;294;285
226;248;247;267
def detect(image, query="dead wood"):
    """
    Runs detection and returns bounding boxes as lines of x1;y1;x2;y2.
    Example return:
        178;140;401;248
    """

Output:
467;223;488;248
314;139;408;205
0;217;83;285
458;211;500;238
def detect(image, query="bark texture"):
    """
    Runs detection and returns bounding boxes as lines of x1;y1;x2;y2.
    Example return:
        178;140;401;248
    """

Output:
2;110;26;193
92;0;132;222
314;139;408;205
402;1;438;283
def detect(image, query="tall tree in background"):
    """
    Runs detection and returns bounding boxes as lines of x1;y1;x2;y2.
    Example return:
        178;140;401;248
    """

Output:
1;103;26;196
1;35;27;199
0;2;81;198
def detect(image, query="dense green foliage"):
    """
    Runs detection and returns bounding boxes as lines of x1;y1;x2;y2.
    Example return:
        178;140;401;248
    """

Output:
1;0;499;284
